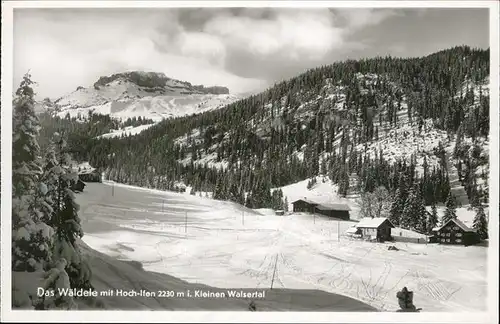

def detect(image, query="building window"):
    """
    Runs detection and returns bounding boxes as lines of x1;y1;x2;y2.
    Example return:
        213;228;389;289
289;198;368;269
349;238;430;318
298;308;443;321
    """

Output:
456;233;462;237
446;239;450;242
456;239;462;243
453;226;459;231
447;233;451;237
441;238;446;242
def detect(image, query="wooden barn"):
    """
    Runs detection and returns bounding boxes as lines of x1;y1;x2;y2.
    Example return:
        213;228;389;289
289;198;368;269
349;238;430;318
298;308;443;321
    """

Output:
291;198;350;220
291;198;318;213
78;169;102;182
434;218;480;246
314;203;350;220
355;217;395;242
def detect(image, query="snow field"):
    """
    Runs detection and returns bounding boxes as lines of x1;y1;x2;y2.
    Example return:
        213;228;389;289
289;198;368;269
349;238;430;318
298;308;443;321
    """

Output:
78;182;487;313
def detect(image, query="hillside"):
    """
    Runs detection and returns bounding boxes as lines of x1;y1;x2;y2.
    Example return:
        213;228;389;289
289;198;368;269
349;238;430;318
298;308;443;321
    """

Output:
78;46;488;214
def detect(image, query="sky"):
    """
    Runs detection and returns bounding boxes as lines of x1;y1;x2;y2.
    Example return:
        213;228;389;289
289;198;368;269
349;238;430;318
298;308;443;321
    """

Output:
13;7;489;100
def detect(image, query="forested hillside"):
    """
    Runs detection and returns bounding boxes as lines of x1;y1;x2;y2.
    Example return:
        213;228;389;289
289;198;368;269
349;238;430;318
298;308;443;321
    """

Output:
46;46;489;219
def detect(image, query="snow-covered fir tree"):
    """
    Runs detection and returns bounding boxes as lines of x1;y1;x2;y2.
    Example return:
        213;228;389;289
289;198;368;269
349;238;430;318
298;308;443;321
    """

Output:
40;137;60;226
12;73;53;272
400;185;426;231
473;204;488;240
426;204;439;233
442;192;458;225
414;192;427;234
33;259;77;310
389;188;406;226
49;134;93;291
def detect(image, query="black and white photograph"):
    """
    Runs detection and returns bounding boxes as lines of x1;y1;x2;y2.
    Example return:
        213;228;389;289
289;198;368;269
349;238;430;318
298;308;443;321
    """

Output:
1;1;499;323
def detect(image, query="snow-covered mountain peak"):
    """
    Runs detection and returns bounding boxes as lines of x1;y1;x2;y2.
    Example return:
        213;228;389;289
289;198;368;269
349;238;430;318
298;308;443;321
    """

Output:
50;71;238;123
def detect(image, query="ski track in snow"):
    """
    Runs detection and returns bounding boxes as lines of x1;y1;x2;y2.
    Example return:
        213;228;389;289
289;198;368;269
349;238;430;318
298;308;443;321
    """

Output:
78;182;487;312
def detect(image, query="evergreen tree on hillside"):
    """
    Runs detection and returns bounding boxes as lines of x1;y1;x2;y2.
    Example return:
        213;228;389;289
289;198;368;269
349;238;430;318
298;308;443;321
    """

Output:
389;187;407;226
473;204;488;240
12;73;53;272
414;192;427;233
400;185;426;231
40;138;60;226
400;190;414;229
426;204;439;233
442;192;457;225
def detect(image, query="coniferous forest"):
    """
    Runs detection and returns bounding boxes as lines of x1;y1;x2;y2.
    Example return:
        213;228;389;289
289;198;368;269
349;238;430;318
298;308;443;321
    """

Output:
36;46;490;235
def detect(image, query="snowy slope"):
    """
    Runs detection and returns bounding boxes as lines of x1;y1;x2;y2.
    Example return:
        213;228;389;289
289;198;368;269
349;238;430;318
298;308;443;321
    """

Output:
12;241;375;311
77;182;487;312
97;124;156;139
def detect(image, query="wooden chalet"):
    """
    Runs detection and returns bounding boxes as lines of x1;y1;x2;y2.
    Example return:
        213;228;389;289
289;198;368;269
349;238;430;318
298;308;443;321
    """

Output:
291;198;350;220
354;217;395;242
78;169;102;182
433;218;480;246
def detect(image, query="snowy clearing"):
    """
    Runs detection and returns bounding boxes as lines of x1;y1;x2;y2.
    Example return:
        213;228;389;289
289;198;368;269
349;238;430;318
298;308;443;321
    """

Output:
78;182;487;312
96;124;156;139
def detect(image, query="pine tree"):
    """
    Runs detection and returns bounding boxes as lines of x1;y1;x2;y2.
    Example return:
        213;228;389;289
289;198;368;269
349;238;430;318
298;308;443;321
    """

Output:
389;188;406;226
40;137;60;226
50;134;93;291
414;192;427;233
283;196;289;212
442;192;457;225
473;204;488;240
426;204;439;233
12;73;53;272
400;186;426;231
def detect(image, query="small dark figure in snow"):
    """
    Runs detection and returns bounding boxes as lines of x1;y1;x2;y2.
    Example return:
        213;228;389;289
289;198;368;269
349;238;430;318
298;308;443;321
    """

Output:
249;301;257;311
396;287;420;312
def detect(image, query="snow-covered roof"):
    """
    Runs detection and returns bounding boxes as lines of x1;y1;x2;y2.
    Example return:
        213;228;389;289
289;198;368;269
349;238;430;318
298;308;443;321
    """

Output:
435;218;476;233
291;198;351;211
345;227;359;234
291;198;319;205
316;203;351;211
78;169;98;175
356;217;394;229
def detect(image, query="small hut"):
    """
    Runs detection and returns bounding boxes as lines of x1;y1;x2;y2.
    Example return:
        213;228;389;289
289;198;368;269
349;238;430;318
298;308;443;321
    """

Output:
355;217;395;242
